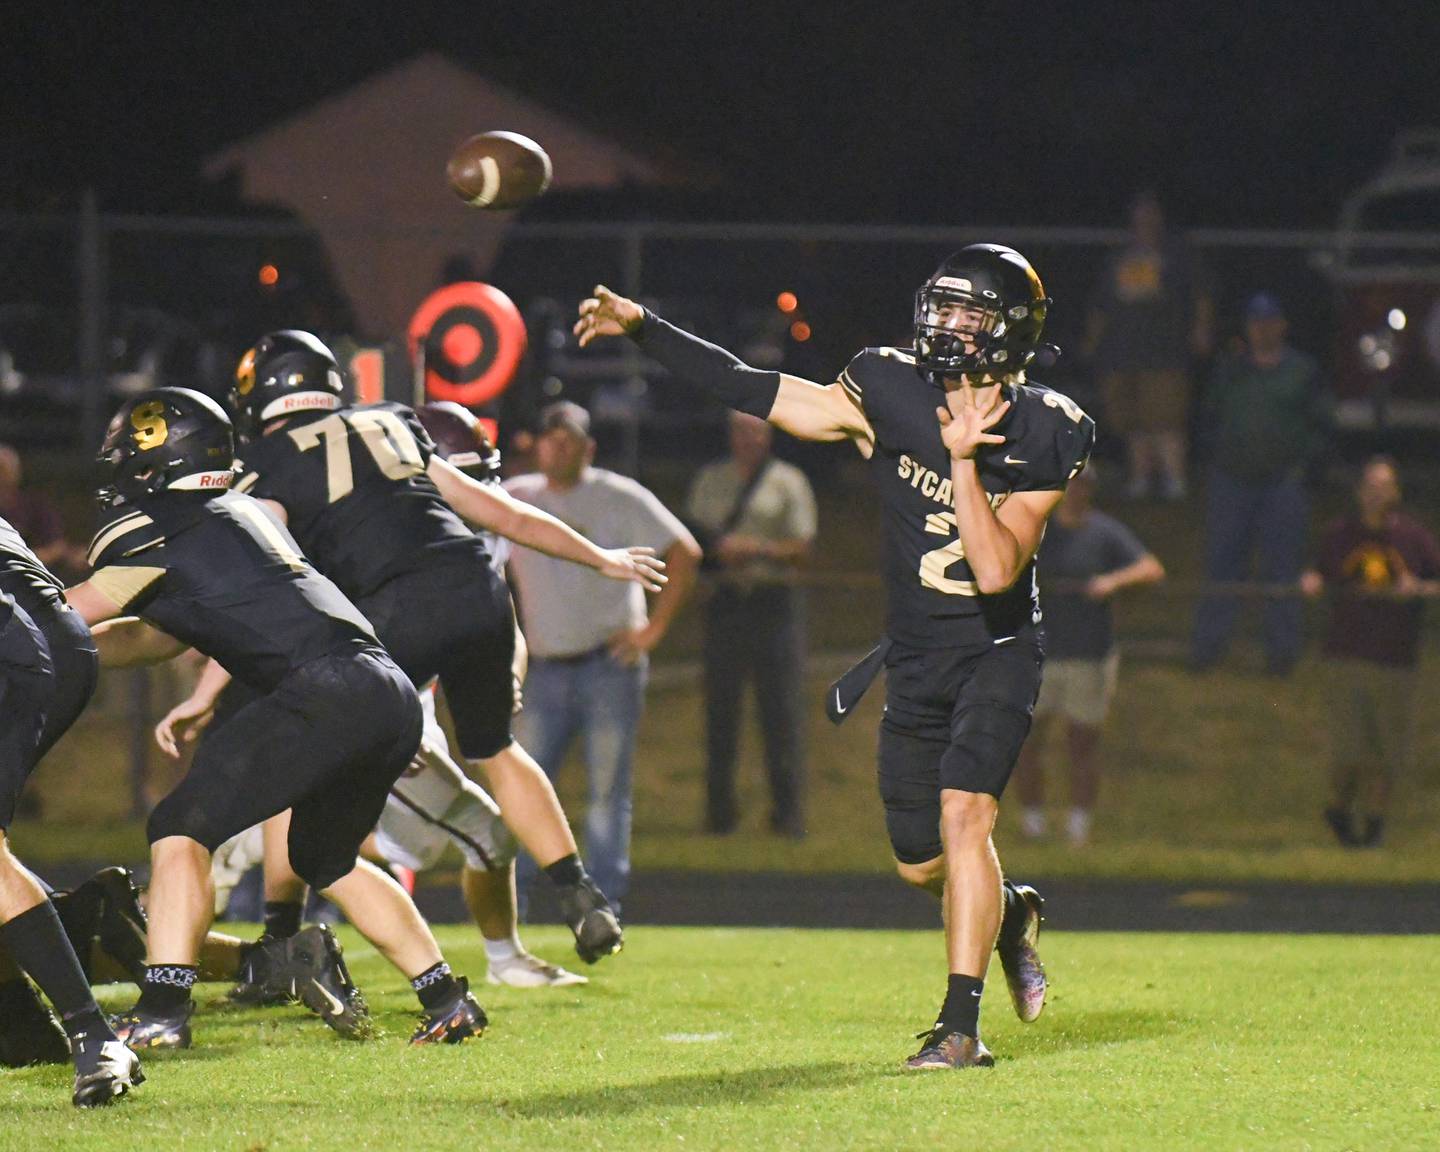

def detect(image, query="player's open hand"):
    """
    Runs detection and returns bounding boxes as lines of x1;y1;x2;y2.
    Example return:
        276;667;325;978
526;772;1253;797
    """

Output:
597;545;668;592
154;696;216;760
936;386;1010;461
574;285;645;347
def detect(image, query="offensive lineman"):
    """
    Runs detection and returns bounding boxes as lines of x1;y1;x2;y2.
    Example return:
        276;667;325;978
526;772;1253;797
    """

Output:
575;245;1094;1067
193;405;583;994
1;517;142;1105
160;332;661;985
66;388;486;1048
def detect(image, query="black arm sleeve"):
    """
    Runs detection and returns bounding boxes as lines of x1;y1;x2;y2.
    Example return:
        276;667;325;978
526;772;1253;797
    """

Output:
632;309;781;419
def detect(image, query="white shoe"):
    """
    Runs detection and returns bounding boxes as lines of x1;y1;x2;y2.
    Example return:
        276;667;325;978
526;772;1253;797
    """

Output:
1066;808;1093;846
486;951;589;988
1020;808;1047;840
73;1039;144;1108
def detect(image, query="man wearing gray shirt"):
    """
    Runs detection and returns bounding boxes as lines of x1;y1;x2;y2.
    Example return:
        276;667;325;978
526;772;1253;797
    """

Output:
505;402;701;910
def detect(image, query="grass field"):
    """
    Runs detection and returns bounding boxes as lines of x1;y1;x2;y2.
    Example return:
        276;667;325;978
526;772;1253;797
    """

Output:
2;925;1435;1150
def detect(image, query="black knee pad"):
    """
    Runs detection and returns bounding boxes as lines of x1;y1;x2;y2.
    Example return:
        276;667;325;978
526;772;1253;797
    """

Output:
145;793;228;852
877;726;945;864
885;804;944;866
940;703;1033;798
286;839;353;893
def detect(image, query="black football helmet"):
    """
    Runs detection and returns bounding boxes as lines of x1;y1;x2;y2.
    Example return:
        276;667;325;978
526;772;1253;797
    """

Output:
913;244;1054;380
98;388;236;507
416;401;501;483
231;330;344;439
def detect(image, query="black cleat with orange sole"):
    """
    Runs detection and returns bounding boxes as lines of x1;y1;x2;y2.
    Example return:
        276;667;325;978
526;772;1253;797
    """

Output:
408;977;487;1045
111;1001;193;1050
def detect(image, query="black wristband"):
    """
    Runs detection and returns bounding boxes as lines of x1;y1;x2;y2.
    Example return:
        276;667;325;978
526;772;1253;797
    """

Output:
632;308;781;419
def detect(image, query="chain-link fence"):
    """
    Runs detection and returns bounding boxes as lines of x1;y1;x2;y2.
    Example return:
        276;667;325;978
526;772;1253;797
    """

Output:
5;210;1440;461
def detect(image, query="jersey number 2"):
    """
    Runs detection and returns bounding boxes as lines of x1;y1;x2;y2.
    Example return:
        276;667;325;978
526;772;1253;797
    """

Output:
287;410;425;503
919;512;977;596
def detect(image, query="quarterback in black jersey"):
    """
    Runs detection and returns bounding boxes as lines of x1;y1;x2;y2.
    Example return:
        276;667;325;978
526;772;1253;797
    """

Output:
159;331;663;970
0;519;142;1106
576;244;1094;1068
67;388;489;1048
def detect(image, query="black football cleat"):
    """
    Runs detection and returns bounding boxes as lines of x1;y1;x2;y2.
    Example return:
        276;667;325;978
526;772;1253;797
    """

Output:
111;1001;193;1050
285;925;374;1040
0;979;71;1067
229;933;295;1006
408;977;487;1045
85;867;150;985
52;868;149;984
72;1037;144;1108
996;882;1048;1024
905;1027;995;1070
557;877;624;964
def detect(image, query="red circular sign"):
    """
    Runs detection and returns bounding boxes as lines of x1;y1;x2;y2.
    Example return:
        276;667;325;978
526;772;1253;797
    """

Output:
408;281;526;407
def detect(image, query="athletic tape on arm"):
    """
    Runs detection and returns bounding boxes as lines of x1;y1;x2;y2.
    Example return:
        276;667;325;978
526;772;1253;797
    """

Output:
633;309;781;419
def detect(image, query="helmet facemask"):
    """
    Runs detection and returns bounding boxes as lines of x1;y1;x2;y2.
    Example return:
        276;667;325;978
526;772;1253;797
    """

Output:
914;282;1011;379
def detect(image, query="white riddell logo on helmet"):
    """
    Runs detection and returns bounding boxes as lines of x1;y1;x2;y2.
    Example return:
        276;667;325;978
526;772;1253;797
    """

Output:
934;276;973;292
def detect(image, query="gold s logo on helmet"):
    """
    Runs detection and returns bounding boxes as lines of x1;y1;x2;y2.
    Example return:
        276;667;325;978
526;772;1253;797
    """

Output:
130;400;169;450
235;348;257;396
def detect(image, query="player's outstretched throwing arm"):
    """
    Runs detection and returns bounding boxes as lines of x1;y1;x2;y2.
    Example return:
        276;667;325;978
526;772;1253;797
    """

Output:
575;286;874;448
427;457;668;592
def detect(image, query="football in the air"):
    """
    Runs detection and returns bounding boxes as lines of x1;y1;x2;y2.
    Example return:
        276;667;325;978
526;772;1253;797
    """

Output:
446;131;553;209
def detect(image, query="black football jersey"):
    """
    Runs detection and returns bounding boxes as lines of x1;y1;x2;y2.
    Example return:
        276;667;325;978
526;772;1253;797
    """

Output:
838;348;1095;648
0;515;66;620
85;490;379;691
234;401;488;602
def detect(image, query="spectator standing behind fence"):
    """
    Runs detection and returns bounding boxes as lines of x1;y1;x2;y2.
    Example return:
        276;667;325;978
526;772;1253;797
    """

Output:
1190;293;1329;676
1299;457;1440;849
686;412;817;838
1012;469;1164;845
1083;191;1214;501
504;401;701;912
0;445;86;578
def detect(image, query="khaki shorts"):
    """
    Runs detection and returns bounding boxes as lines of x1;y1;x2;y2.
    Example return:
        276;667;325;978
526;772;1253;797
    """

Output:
1101;369;1190;434
1033;650;1120;727
1325;658;1416;779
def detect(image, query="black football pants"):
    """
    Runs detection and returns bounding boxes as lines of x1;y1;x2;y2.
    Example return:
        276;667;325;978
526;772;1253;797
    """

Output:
149;645;421;890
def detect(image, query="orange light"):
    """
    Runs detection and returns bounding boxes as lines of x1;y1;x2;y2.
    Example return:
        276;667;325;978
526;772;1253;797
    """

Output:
790;320;811;342
776;291;798;314
258;264;279;286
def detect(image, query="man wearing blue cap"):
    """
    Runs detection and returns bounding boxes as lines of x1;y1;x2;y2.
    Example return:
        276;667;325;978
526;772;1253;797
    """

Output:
1191;293;1330;675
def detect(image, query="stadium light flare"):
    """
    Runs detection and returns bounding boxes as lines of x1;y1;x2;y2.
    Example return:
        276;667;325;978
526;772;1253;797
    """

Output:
776;291;798;314
790;320;812;342
259;264;280;287
1387;308;1406;331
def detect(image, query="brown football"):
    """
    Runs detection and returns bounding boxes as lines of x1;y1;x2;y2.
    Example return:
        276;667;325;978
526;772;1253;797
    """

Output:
446;131;553;210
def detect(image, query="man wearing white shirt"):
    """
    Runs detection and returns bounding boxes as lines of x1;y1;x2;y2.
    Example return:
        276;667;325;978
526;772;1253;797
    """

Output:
505;402;701;911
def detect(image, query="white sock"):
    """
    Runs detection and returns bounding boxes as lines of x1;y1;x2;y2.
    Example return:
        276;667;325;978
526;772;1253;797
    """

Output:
1067;808;1092;844
483;934;523;965
1020;808;1047;838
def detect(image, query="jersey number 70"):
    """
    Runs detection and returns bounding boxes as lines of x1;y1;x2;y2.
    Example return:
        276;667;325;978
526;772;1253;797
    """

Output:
287;410;425;503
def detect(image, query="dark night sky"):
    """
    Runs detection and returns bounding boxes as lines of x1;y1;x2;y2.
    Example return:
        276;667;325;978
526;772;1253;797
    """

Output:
3;1;1439;228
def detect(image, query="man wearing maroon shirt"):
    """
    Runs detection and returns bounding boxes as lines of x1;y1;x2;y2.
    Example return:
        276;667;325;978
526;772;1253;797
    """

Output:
1300;457;1440;847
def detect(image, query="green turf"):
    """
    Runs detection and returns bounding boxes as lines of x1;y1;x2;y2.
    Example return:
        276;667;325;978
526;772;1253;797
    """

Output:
2;925;1435;1150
